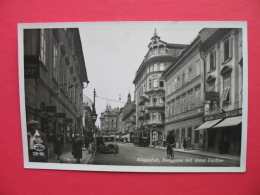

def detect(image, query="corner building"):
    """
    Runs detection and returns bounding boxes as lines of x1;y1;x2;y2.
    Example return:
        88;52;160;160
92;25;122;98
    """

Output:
133;30;187;146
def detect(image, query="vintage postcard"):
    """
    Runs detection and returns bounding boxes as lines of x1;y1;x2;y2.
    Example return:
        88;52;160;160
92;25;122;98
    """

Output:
18;21;247;172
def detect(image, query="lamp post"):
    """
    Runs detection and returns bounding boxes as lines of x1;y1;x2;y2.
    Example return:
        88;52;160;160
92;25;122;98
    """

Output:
91;89;98;157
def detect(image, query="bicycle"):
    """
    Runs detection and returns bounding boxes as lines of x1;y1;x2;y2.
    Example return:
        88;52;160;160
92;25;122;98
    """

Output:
167;143;175;159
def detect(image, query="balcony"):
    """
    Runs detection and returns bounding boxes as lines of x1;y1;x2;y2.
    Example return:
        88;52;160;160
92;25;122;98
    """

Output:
144;87;165;94
144;120;164;126
145;103;165;109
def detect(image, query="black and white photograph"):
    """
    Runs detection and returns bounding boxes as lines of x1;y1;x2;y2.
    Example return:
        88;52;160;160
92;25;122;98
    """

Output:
18;21;247;172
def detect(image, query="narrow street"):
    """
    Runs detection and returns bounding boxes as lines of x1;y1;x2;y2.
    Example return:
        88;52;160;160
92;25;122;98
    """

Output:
93;143;239;167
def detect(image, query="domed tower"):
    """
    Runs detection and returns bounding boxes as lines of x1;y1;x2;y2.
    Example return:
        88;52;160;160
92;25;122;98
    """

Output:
133;29;188;146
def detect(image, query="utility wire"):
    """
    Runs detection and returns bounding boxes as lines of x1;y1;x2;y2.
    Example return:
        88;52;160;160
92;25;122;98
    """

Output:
96;96;127;104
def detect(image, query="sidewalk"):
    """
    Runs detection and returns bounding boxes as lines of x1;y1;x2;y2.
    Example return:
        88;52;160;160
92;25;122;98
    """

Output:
48;148;93;164
149;145;240;163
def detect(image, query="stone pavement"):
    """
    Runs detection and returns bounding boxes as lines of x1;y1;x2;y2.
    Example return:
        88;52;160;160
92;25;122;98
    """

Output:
48;148;93;164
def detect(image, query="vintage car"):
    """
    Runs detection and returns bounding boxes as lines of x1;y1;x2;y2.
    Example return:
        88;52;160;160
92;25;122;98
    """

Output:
97;136;119;154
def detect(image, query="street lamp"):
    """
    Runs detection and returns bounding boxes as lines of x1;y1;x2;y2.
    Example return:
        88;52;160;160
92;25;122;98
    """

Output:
91;89;98;157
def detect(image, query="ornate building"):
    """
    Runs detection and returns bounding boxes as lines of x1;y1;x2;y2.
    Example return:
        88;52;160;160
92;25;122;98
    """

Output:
24;28;89;157
133;30;187;146
100;105;120;135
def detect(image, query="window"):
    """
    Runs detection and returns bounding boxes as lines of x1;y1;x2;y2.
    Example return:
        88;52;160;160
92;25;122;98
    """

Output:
154;63;158;71
159;63;164;71
210;51;216;71
221;77;231;102
150;65;153;72
196;61;200;76
159;80;164;88
224;39;230;61
177;77;180;89
168;84;171;95
153;95;157;104
208;83;215;92
195;89;201;107
53;44;58;81
152;112;157;120
149;78;152;89
188;67;192;81
159;96;164;103
40;29;47;66
153;78;158;88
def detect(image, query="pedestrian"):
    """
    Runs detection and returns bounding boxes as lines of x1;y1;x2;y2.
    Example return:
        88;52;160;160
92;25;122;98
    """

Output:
27;120;48;162
72;134;83;163
187;137;191;150
183;138;187;151
54;132;63;160
163;137;166;148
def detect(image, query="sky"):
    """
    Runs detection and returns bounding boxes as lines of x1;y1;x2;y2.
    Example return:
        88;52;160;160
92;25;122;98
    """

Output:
79;22;206;126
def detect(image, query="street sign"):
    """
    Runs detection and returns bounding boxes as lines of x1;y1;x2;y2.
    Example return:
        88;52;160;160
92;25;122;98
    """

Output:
57;113;66;118
205;91;219;101
24;55;40;79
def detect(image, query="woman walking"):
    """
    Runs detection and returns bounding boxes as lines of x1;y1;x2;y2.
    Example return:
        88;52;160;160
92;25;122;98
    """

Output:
54;132;63;160
72;134;83;163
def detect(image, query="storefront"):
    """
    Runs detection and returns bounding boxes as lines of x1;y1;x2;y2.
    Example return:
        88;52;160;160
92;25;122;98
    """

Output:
196;109;242;155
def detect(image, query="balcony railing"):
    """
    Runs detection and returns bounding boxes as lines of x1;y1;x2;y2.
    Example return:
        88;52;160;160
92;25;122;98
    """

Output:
144;120;164;125
145;103;165;109
144;87;165;94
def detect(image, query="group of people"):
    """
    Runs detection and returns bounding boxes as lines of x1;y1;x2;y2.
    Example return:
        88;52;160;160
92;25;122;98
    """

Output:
27;119;91;163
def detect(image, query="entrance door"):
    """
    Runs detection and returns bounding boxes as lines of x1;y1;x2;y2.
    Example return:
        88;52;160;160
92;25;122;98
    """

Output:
221;128;230;154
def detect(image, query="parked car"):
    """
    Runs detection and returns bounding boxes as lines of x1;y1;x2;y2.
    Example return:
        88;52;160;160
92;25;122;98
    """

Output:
97;136;119;154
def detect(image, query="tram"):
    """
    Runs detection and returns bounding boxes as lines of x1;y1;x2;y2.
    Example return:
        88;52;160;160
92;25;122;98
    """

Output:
133;130;150;147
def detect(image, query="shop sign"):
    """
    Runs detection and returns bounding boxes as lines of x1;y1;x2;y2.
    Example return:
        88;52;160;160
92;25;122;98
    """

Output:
41;105;57;113
205;109;242;121
57;113;66;118
24;55;40;79
205;91;219;101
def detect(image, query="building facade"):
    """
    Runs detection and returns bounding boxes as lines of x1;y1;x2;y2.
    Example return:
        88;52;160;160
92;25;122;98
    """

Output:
197;28;243;155
24;28;88;157
100;105;120;135
120;93;136;142
133;30;187;146
162;36;204;150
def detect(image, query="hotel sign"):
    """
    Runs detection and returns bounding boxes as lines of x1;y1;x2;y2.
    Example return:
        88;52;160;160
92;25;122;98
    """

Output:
205;91;219;101
205;109;242;121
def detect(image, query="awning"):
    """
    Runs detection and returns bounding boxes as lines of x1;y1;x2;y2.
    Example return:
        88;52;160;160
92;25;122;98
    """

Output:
195;119;222;130
212;116;242;128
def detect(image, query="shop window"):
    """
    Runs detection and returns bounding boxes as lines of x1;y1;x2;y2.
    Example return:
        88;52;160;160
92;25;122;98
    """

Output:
208;129;215;149
194;129;199;143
